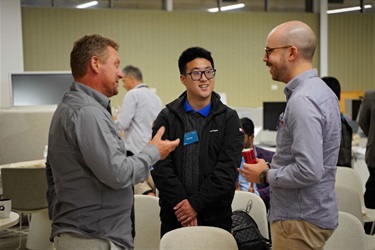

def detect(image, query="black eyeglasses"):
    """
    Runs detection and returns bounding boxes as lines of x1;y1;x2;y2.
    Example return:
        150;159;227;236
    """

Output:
186;69;216;81
264;45;292;57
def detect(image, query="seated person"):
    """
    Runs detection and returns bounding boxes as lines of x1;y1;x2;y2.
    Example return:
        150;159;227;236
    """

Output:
134;175;156;196
237;117;274;209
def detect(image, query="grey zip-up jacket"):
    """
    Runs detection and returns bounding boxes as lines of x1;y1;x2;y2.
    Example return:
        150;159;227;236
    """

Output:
47;81;160;249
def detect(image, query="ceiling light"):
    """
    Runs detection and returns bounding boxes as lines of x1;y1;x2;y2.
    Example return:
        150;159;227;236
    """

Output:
327;4;372;14
77;1;98;9
208;3;245;13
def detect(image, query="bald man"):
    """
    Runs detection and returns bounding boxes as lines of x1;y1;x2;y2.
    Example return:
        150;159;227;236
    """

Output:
239;21;341;249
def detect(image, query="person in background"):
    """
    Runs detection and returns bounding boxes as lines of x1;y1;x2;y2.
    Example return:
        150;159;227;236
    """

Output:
322;76;353;167
46;34;179;250
116;65;163;196
237;117;274;210
151;46;243;237
358;89;375;209
239;21;341;249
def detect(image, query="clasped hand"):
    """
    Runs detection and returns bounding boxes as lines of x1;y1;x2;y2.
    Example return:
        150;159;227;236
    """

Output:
174;199;197;227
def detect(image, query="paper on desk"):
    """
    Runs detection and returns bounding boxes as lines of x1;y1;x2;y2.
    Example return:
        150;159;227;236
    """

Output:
356;147;366;156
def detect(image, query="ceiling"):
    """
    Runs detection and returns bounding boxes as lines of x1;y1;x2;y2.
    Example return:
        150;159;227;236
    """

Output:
20;0;375;13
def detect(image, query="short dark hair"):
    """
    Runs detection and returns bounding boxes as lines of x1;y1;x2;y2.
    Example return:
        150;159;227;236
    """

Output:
178;47;215;75
240;117;254;136
322;76;341;100
122;65;143;81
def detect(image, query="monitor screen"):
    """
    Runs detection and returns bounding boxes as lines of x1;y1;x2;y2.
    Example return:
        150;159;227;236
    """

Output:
351;99;362;121
263;102;287;131
11;72;73;106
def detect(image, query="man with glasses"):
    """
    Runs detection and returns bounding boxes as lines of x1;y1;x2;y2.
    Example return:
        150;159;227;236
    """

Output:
239;21;341;249
151;46;243;236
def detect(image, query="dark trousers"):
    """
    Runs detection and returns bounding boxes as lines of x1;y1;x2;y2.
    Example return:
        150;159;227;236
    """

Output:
364;167;375;208
364;167;375;234
126;150;135;239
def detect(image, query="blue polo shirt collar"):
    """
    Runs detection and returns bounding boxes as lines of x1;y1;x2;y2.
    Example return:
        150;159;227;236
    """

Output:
183;99;211;117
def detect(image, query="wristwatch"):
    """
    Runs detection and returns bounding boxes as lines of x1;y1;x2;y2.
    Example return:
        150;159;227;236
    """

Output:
259;164;270;184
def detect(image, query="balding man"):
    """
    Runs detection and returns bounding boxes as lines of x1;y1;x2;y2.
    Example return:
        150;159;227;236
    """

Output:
239;21;341;249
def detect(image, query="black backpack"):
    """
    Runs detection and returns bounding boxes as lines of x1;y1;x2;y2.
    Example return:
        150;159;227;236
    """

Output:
231;200;271;250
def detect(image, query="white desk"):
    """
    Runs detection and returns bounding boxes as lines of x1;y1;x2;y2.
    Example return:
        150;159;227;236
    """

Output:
0;211;19;230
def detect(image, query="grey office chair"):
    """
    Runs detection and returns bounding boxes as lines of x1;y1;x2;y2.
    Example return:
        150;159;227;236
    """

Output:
1;167;52;250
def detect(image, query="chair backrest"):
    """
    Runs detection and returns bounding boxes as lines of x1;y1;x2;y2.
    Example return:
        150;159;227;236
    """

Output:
336;167;366;209
231;190;269;239
335;184;364;224
159;226;238;250
325;211;367;250
1;167;48;212
134;195;161;250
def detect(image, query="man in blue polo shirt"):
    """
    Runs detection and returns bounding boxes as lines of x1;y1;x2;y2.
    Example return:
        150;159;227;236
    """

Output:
151;47;243;237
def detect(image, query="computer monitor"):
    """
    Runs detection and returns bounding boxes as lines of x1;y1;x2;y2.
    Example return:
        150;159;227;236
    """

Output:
345;98;362;121
11;72;73;106
263;101;287;131
351;99;362;121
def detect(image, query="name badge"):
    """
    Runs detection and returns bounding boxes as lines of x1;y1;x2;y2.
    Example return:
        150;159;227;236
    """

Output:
184;130;199;146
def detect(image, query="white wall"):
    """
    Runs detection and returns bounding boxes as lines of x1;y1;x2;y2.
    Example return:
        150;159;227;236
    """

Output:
0;0;23;108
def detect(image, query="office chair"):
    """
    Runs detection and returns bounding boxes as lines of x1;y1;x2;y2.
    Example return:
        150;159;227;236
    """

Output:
134;194;160;250
325;211;367;250
336;184;364;223
231;190;269;239
160;226;238;250
336;167;375;235
335;184;375;250
1;167;53;250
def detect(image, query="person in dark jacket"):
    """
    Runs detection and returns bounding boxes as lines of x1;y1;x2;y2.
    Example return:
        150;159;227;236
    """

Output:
358;89;375;209
151;46;243;237
322;76;353;167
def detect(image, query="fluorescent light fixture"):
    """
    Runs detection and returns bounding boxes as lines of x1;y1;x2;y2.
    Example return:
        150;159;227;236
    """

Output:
77;1;98;9
208;3;245;13
327;4;372;14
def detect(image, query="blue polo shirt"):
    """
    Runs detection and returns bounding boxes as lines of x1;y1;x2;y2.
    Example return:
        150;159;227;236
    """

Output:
183;99;211;117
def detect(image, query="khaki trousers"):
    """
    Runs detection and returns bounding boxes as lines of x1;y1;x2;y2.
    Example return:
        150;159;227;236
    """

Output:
54;233;127;250
270;220;334;250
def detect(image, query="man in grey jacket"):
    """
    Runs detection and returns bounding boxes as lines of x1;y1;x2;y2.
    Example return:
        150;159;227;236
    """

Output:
46;34;179;250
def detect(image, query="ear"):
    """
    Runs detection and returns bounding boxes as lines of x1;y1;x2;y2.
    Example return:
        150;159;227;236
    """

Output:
130;75;135;84
180;74;187;86
249;134;255;147
90;56;100;74
288;46;298;60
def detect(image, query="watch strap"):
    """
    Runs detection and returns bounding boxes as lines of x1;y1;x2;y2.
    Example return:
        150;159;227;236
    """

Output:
260;167;269;184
